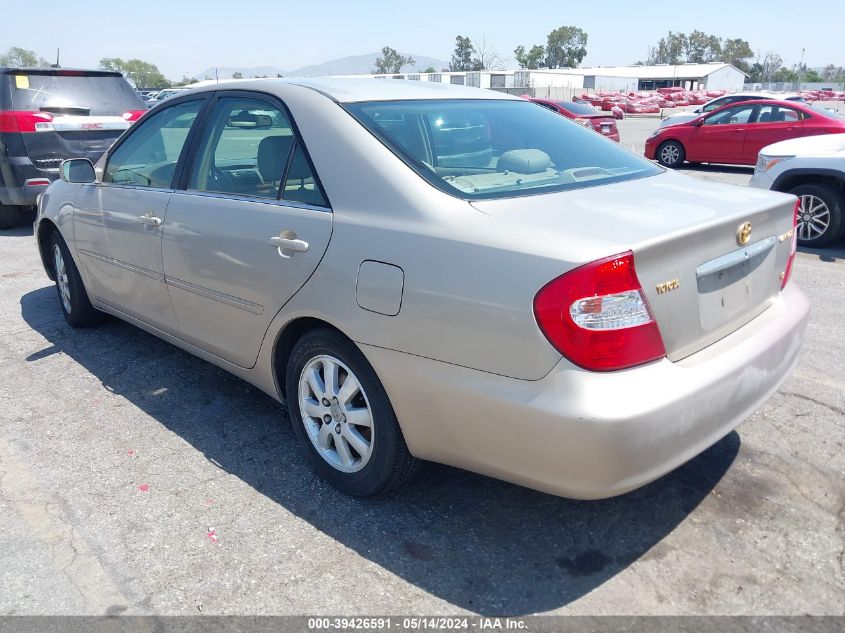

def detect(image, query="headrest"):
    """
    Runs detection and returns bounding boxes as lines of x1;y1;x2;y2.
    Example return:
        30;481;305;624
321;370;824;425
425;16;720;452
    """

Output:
497;149;551;174
257;135;293;181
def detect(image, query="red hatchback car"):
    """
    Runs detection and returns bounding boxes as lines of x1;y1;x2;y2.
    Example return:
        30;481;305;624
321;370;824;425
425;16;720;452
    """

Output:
529;98;621;142
645;99;845;167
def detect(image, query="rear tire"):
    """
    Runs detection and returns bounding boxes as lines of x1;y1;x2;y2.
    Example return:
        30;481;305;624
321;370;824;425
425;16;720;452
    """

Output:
788;183;844;248
656;140;685;168
0;204;25;229
50;231;105;327
285;328;420;497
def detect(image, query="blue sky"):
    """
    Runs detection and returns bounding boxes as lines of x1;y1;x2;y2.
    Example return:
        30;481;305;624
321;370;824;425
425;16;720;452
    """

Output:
7;0;842;78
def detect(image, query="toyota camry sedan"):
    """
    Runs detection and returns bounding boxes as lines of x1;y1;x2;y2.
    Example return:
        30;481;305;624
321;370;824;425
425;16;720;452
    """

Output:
36;79;808;499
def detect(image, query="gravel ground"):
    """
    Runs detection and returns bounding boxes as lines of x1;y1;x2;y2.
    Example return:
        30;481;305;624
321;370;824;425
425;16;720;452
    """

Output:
0;136;843;616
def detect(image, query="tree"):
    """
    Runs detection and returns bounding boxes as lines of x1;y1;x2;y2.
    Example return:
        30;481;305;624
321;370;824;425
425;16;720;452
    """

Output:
721;38;754;73
798;66;822;83
647;31;687;64
773;66;797;83
514;44;545;70
422;66;436;73
0;46;49;67
176;75;195;86
373;46;415;74
472;35;502;70
99;57;171;89
232;71;243;79
759;53;783;82
450;36;475;72
684;30;722;63
544;26;588;68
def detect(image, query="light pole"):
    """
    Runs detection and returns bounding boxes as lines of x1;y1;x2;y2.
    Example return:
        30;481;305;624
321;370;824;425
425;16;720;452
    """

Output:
797;48;805;88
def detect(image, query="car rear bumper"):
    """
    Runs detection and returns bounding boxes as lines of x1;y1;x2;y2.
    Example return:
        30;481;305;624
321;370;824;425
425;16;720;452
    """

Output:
361;283;809;499
0;158;56;206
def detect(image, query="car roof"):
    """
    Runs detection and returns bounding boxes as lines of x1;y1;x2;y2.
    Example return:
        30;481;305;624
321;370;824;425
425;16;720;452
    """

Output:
185;77;519;103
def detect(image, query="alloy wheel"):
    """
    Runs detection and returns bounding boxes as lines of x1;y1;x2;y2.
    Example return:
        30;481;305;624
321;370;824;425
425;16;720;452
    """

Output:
797;194;831;242
298;355;374;473
660;144;680;166
53;244;72;314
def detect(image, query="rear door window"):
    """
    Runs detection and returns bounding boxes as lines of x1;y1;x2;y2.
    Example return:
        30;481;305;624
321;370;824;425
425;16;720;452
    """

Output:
188;97;295;199
10;72;145;116
104;100;203;188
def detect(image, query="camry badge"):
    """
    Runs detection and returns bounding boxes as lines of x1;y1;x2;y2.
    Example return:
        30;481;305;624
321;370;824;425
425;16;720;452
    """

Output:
655;279;680;295
737;222;753;246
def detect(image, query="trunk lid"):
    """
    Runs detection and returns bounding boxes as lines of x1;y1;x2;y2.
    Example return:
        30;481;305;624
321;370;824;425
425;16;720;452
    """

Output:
470;170;796;361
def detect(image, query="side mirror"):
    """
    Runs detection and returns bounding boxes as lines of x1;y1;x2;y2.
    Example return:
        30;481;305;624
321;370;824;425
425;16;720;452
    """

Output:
692;118;705;127
60;158;96;184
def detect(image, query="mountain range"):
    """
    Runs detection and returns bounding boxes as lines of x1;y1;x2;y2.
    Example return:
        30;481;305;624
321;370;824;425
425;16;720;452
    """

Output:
192;52;449;80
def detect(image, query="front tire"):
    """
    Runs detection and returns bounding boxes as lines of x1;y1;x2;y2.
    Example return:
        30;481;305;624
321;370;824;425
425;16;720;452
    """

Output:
50;232;105;327
286;328;420;497
789;183;844;247
656;140;685;168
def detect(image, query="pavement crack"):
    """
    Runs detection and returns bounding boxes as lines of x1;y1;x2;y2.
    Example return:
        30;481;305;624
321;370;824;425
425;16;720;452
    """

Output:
779;392;845;418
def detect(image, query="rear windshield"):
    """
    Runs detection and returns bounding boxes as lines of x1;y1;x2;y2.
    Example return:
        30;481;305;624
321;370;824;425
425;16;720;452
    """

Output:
9;73;144;116
345;99;659;200
556;101;599;115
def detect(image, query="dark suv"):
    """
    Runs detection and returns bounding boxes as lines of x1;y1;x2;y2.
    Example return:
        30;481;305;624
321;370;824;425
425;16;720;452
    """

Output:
0;67;146;228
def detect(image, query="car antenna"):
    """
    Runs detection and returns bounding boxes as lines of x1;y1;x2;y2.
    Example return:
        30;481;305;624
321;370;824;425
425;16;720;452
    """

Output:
51;47;61;69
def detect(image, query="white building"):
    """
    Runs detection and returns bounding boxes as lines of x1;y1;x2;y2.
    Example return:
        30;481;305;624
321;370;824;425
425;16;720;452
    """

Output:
335;62;746;96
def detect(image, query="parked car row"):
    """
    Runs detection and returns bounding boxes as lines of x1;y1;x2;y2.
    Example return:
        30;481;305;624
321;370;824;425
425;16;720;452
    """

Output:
645;98;845;247
32;78;809;500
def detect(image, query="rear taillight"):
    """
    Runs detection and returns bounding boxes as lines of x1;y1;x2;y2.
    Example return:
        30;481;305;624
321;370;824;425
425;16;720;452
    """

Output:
0;111;54;133
573;117;593;129
122;110;146;122
533;251;666;372
781;198;800;289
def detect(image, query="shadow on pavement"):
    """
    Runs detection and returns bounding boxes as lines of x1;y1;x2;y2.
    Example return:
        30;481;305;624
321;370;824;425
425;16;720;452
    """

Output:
678;163;755;175
1;224;35;237
798;244;845;263
20;285;739;615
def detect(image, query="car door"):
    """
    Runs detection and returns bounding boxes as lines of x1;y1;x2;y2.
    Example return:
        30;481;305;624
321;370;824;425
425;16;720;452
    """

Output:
687;103;757;163
742;104;804;162
162;92;332;368
73;98;206;332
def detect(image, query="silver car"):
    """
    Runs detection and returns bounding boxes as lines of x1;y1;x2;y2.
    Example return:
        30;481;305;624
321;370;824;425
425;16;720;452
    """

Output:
35;78;809;499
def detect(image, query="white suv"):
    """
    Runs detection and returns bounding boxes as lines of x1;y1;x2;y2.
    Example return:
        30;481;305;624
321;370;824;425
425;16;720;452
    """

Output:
750;133;845;247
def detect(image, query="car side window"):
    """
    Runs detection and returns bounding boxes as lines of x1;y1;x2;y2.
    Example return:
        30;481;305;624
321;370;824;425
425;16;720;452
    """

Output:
188;97;295;199
703;104;755;126
754;105;801;124
701;97;728;112
104;100;203;188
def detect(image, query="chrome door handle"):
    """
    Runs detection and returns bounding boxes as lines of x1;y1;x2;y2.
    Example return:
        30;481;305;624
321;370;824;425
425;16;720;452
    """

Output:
139;213;162;227
269;230;309;258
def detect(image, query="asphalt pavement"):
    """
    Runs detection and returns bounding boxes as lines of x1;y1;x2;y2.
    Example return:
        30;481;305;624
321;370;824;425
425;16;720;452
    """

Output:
0;124;843;615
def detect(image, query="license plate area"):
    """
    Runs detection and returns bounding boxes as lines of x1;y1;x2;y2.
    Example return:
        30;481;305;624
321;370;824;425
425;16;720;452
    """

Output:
696;236;776;331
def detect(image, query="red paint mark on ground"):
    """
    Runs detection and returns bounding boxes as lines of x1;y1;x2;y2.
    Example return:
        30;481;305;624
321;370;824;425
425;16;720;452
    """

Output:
206;528;218;544
127;450;135;457
138;483;149;492
205;498;214;505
